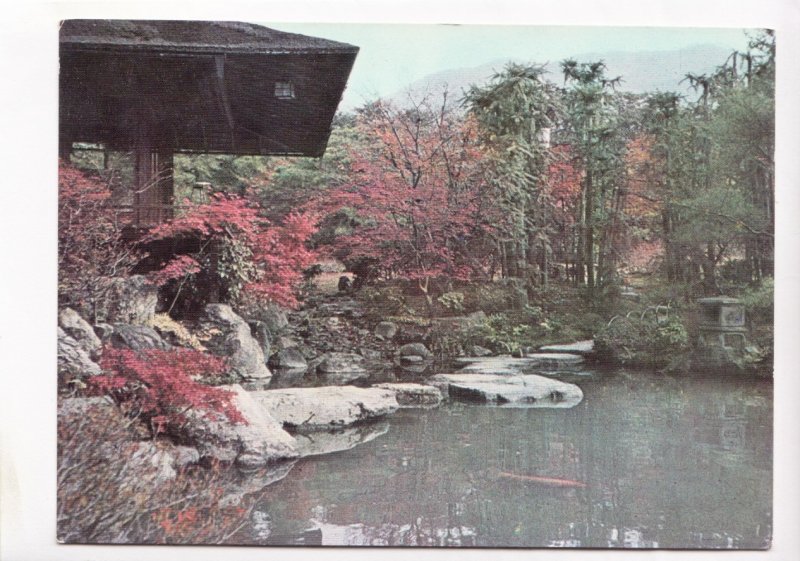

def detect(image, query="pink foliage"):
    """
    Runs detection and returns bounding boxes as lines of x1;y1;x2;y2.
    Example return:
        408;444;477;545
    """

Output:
312;101;497;288
146;193;318;308
90;347;246;431
58;161;140;316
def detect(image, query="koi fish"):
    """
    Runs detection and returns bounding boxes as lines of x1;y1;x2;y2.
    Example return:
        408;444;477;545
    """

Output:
498;471;587;488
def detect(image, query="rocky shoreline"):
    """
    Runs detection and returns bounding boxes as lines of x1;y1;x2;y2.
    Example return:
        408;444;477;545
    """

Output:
58;276;590;483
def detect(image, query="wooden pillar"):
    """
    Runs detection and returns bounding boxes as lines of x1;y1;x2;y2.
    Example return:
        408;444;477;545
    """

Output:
133;138;174;226
58;136;72;162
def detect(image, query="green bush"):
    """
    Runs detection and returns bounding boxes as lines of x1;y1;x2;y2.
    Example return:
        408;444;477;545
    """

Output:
739;278;774;324
437;291;465;314
595;314;689;368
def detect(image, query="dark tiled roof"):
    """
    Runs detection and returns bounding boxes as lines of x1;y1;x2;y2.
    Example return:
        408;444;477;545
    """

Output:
60;20;359;156
60;19;358;55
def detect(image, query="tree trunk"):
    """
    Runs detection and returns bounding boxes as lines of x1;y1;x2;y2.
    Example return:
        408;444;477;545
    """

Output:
585;170;595;296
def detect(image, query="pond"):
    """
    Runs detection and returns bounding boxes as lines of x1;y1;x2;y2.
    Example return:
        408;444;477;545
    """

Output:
233;370;772;549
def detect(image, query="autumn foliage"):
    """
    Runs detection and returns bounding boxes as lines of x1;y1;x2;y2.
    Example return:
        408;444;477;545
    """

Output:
312;100;497;297
90;347;246;433
58;162;140;319
146;193;318;309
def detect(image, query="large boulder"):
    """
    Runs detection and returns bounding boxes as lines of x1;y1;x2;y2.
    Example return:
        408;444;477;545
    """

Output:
315;352;366;374
427;373;583;408
104;275;158;326
374;383;442;407
249;304;289;336
396;343;433;361
110;324;171;351
252;386;399;430
374;321;398;341
202;304;271;381
178;384;298;468
248;320;272;362
269;348;308;370
58;308;102;359
58;327;102;381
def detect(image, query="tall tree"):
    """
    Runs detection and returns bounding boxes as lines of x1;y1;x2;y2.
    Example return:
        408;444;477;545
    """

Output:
463;63;560;284
312;95;497;310
560;60;627;295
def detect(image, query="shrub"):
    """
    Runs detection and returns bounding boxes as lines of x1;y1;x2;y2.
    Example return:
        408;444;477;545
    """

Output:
89;347;245;435
146;194;318;312
57;399;256;544
58;161;141;321
739;278;774;324
595;314;689;368
437;291;465;314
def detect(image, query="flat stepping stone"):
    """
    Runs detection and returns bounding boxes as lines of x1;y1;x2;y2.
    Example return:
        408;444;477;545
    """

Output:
252;386;398;430
427;373;583;408
454;355;584;376
374;383;443;407
539;340;595;355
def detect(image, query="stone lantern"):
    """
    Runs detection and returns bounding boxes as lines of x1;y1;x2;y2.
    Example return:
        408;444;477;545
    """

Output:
696;297;747;350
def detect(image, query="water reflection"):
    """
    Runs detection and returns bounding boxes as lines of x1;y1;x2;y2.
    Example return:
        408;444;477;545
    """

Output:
235;371;771;548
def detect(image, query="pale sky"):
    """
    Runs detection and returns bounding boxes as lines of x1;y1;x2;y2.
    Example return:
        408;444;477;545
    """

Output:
269;23;754;110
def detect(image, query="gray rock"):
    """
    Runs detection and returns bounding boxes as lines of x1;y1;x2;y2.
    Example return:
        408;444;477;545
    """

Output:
427;373;583;408
252;304;289;336
58;327;102;381
293;422;389;457
203;304;271;381
58;395;115;417
396;343;432;360
359;347;383;361
104;275;158;325
110;323;171;351
59;308;102;359
454;354;584;374
400;355;424;364
469;345;493;357
252;386;399;430
431;311;488;331
319;370;370;386
171;446;201;469
374;383;443;407
374;321;398;341
130;442;177;484
275;336;300;350
269;348;308;370
316;352;366;374
248;320;272;361
93;323;114;342
179;384;298;467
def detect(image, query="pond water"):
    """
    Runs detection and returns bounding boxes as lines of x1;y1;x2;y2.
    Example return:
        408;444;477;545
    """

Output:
234;370;772;549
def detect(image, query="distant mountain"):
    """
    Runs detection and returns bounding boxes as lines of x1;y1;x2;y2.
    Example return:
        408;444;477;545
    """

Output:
386;44;732;106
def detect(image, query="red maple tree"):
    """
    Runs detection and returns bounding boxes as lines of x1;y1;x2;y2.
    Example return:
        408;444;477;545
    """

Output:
90;347;246;434
312;98;498;302
146;193;318;309
58;161;140;319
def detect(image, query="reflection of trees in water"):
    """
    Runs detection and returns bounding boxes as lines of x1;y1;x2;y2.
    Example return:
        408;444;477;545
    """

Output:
548;373;772;548
245;373;771;548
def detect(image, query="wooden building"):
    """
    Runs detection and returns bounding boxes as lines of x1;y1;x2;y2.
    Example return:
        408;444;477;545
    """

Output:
59;19;358;224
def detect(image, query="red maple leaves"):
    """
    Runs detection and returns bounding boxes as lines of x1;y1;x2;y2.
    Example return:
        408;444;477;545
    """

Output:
90;347;246;432
146;193;318;309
